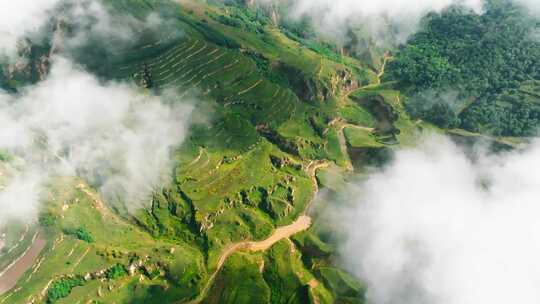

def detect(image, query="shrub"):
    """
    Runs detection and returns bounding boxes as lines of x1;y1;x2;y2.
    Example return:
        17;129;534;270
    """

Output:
106;263;128;280
47;276;85;303
63;227;94;243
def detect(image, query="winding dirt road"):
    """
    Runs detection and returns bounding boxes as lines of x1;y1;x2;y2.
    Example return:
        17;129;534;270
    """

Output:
183;215;314;304
377;54;391;84
182;160;328;304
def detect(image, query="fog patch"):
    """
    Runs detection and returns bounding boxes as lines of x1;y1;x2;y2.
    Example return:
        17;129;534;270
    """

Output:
336;134;540;304
0;57;193;224
0;0;61;57
515;0;540;16
1;0;184;63
55;1;184;56
257;0;483;46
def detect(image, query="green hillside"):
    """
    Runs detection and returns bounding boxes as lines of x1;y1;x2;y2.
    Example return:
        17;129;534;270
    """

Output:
3;0;531;303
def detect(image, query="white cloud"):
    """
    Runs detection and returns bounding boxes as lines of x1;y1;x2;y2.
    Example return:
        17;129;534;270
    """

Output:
0;0;191;225
259;0;484;44
0;167;43;224
338;135;540;304
287;0;483;20
0;0;61;56
0;0;182;60
0;57;193;223
515;0;540;16
258;0;540;45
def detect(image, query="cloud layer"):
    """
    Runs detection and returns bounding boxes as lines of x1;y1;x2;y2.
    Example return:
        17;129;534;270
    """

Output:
339;135;540;304
0;0;193;224
0;58;192;223
258;0;540;45
0;0;60;56
260;0;484;44
0;0;182;60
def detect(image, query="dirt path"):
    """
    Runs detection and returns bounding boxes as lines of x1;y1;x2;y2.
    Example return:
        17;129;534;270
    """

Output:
0;232;46;295
185;147;205;169
336;124;375;172
327;118;375;172
247;216;311;251
76;183;108;216
182;160;328;304
376;53;392;85
183;214;313;304
238;79;263;96
353;53;393;92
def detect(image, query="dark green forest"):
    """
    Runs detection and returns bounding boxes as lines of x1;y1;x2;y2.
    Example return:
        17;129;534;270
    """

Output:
388;0;540;136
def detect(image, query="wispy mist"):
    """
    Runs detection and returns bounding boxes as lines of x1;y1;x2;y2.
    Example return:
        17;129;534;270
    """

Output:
337;135;540;304
0;0;194;225
516;0;540;16
259;0;483;45
57;1;184;56
257;0;540;46
0;57;193;224
1;0;183;60
0;0;60;56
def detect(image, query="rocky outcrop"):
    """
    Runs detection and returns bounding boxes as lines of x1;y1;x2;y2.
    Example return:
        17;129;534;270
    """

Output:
4;42;51;85
331;69;359;95
275;61;359;103
256;124;300;155
1;18;66;89
274;62;330;102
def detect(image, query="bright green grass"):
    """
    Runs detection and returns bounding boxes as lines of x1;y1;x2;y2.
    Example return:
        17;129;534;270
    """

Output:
344;127;383;148
263;240;317;304
338;101;377;127
204;252;270;304
325;129;348;166
1;177;205;304
318;267;366;303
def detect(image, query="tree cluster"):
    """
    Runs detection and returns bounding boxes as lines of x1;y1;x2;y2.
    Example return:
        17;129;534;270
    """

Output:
388;0;540;135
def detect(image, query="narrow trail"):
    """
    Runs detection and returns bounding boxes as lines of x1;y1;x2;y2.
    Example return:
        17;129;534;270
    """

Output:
182;161;329;304
376;53;392;85
329;52;390;170
184;147;205;169
354;53;393;91
76;183;108;217
328;118;375;172
0;183;103;298
335;124;354;171
238;79;263;96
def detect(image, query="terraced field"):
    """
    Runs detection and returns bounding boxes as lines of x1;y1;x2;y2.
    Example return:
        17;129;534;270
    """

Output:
114;35;307;128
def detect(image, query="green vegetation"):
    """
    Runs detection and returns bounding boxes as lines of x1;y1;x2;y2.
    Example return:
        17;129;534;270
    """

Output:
205;253;271;303
47;276;85;303
0;150;11;162
0;0;439;303
63;227;94;243
344;127;384;148
388;0;540;136
105;264;128;280
318;267;366;302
